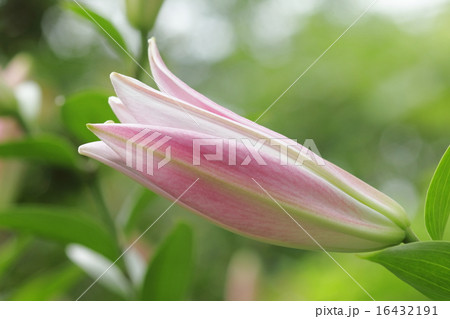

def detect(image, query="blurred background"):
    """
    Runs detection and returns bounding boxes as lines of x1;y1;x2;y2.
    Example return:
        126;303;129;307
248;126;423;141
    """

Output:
0;0;449;300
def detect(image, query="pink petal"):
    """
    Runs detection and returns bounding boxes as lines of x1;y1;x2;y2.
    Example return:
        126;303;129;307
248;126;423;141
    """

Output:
85;123;405;251
318;161;409;228
110;72;261;140
147;38;409;228
110;71;408;229
148;38;244;122
110;72;312;148
78;141;171;199
148;38;294;138
108;97;138;124
148;39;408;228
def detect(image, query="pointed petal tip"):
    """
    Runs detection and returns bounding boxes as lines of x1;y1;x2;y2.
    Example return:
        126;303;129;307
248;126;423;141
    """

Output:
86;123;102;133
148;37;160;61
78;144;86;156
110;72;131;84
108;96;137;124
110;72;135;87
108;96;121;104
86;123;116;131
110;71;119;80
78;142;97;156
78;141;118;162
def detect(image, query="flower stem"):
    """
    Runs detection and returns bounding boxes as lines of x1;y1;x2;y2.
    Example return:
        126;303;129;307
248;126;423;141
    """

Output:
90;179;136;282
135;31;149;80
89;180;118;241
403;227;420;243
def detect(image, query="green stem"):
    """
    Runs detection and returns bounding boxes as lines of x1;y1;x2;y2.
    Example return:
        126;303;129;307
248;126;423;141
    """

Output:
83;170;132;280
90;178;137;280
135;30;149;80
403;227;420;243
89;180;118;242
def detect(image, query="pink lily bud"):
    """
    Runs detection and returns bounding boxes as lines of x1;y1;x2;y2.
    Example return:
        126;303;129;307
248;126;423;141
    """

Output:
79;39;411;252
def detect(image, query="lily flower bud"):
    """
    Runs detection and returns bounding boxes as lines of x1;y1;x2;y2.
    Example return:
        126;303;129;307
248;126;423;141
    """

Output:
125;0;164;33
79;39;411;252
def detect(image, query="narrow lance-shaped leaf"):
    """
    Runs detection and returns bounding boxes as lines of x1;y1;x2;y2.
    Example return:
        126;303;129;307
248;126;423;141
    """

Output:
0;206;120;260
141;223;193;300
64;2;128;56
363;241;450;300
425;146;450;240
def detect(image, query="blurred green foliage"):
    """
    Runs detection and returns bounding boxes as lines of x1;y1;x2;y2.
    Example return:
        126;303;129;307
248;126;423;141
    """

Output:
61;90;118;143
0;0;449;300
141;223;193;300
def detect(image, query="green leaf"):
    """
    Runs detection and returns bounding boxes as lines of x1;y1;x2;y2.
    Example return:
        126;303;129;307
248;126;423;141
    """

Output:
0;206;119;260
363;241;450;300
66;244;133;300
0;136;78;168
64;2;128;56
141;223;193;300
9;264;83;301
61;91;117;143
0;236;31;280
425;146;450;240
